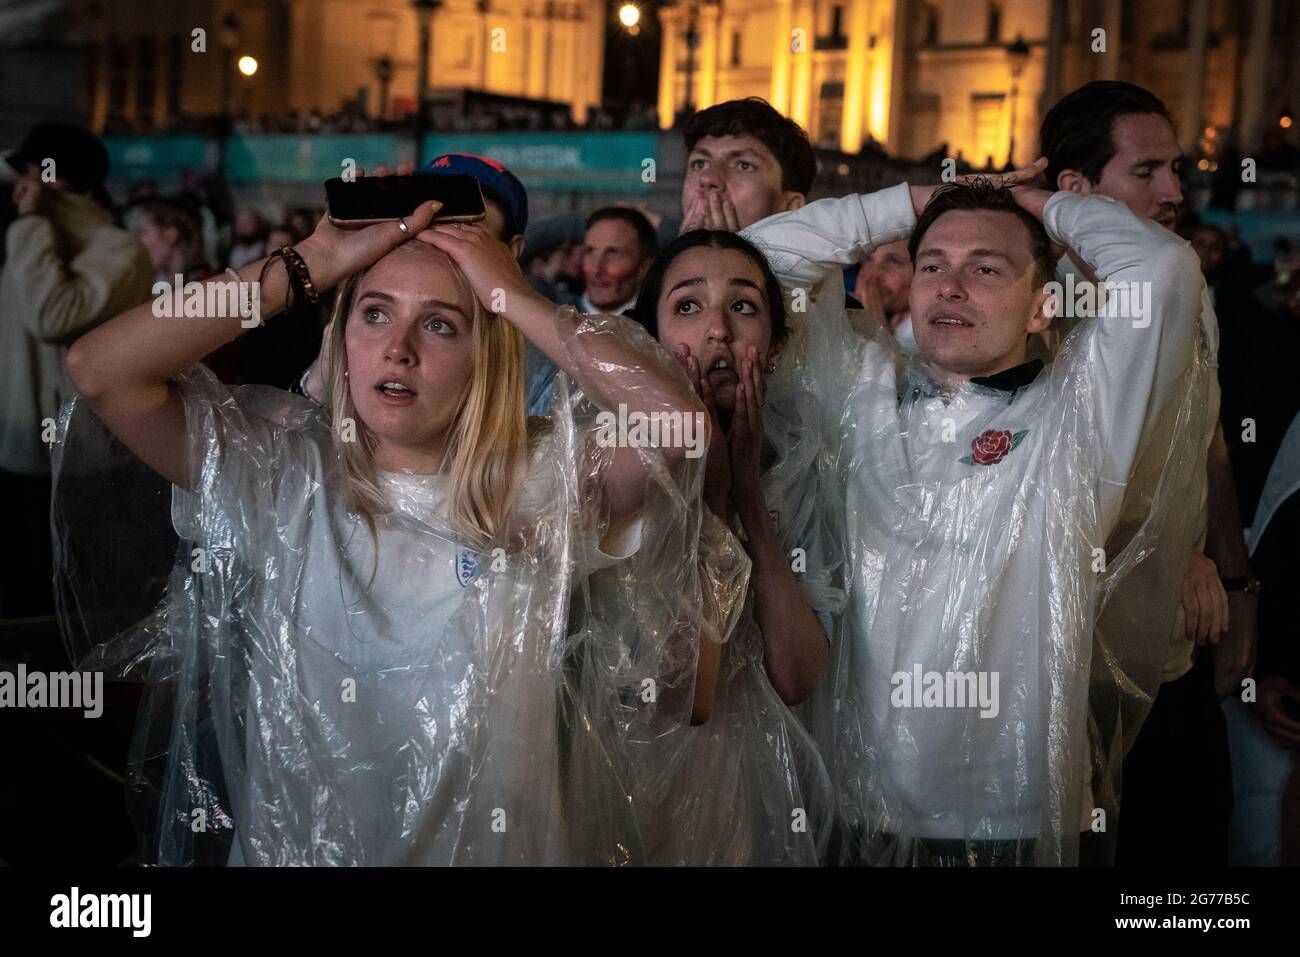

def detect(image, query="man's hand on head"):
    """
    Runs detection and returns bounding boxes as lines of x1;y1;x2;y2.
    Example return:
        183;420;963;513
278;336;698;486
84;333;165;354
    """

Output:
909;157;1049;217
1009;184;1053;222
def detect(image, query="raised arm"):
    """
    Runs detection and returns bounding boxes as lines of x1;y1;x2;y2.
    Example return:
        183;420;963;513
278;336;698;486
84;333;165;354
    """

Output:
739;183;918;293
6;207;153;344
65;202;443;489
424;224;707;524
1033;188;1203;525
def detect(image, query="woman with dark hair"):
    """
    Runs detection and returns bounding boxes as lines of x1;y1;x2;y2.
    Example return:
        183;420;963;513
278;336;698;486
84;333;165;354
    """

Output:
569;229;839;865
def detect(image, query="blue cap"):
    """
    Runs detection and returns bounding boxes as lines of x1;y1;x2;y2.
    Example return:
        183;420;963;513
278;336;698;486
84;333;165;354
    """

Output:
424;153;528;239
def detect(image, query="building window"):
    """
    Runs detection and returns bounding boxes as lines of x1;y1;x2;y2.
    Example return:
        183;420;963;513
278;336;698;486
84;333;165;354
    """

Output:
971;92;1006;169
86;42;100;120
167;34;183;118
731;30;741;66
135;35;156;124
987;2;1002;44
924;4;939;46
108;38;129;120
831;5;844;39
818;81;845;148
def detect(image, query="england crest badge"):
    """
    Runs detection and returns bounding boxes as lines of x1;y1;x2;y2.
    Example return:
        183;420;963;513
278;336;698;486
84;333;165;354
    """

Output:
455;545;480;587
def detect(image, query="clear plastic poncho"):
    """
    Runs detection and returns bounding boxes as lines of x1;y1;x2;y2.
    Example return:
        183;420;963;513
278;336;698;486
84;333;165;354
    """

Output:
560;382;842;865
744;185;1210;865
52;307;751;866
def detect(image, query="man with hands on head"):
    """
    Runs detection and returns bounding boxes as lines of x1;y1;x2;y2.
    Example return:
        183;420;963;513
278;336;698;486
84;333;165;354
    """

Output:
1039;81;1248;866
740;157;1205;865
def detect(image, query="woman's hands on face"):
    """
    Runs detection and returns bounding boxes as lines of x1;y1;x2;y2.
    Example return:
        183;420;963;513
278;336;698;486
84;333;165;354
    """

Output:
674;343;770;521
728;345;767;510
675;344;732;518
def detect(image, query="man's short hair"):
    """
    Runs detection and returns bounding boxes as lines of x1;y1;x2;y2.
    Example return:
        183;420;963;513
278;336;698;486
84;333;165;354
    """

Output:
909;180;1056;288
684;98;817;197
1040;81;1172;191
585;207;659;261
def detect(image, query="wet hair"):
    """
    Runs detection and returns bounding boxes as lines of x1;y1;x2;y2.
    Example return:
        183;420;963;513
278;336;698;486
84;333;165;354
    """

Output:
684;98;817;197
909;180;1056;288
1040;81;1173;191
585;207;659;261
633;229;788;345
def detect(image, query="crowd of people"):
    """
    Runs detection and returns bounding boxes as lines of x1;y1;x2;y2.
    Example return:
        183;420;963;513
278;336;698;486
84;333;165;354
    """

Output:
2;83;1299;867
100;98;662;138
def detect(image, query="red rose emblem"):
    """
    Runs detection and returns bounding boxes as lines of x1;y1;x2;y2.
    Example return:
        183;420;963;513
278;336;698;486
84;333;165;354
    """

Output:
969;429;1013;465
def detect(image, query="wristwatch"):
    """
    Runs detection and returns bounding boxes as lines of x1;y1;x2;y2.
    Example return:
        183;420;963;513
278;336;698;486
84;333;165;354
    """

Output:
1220;574;1261;596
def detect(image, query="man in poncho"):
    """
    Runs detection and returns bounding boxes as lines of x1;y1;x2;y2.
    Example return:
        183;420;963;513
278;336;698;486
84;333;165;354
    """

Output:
742;173;1206;865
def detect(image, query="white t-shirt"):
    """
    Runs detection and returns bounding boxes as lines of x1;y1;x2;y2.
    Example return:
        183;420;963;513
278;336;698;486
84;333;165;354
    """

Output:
173;388;640;865
744;184;1204;844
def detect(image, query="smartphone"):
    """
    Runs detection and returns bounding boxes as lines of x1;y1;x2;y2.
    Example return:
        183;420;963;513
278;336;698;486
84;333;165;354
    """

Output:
325;173;487;228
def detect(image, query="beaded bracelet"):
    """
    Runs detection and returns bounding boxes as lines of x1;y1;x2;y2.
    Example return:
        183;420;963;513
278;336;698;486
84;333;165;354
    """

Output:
279;245;320;304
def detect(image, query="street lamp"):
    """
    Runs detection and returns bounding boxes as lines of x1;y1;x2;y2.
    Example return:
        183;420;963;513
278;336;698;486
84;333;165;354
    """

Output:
619;4;640;29
683;1;700;118
412;0;443;153
1005;33;1030;168
219;12;240;125
238;56;258;77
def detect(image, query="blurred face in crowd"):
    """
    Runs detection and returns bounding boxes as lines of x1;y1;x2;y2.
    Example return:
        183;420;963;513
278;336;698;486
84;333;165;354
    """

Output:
1060;113;1183;230
683;134;805;229
582;218;652;309
655;246;781;414
910;210;1051;381
343;243;477;470
136;217;179;274
1190;226;1227;277
266;227;296;251
234;208;264;241
855;239;914;321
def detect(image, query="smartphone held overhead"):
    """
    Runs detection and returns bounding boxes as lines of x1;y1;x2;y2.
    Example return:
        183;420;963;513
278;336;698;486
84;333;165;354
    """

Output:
325;173;487;227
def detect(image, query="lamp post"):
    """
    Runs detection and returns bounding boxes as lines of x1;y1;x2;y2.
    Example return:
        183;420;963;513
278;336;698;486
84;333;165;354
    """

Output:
219;12;240;130
1005;33;1030;168
412;0;442;155
683;0;700;118
375;56;393;120
477;0;490;89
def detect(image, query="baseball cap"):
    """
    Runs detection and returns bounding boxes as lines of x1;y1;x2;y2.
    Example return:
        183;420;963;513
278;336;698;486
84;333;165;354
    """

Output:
424;153;528;240
3;123;110;193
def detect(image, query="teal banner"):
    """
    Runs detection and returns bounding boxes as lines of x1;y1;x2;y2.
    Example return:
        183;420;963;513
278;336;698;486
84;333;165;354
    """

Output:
224;134;409;183
422;133;657;192
104;136;213;184
104;132;660;191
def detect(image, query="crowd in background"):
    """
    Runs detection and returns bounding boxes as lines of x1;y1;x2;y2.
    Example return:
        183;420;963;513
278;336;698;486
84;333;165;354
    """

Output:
4;86;1300;867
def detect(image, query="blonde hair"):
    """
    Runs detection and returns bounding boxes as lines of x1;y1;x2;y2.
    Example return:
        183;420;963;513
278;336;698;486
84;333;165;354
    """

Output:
324;247;529;555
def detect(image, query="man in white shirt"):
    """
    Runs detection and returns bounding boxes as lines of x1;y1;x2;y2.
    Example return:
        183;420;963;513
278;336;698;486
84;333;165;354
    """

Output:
742;172;1204;864
1039;81;1247;865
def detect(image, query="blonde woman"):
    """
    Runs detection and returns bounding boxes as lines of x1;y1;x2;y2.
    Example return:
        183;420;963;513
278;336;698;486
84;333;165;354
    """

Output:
61;202;745;865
